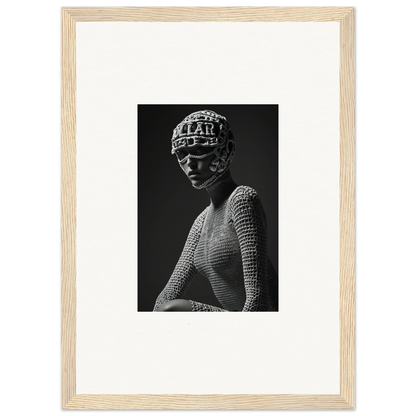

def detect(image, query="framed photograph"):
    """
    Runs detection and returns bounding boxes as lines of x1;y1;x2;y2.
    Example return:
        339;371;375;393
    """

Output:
62;7;355;409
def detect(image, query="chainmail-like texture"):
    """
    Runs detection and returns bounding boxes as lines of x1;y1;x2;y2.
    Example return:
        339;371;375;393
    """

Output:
153;186;278;312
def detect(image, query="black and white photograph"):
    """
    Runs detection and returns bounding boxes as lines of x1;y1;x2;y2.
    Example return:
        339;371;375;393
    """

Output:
138;105;278;311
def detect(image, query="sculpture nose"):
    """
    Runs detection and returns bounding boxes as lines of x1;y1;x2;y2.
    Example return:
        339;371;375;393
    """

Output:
187;157;197;168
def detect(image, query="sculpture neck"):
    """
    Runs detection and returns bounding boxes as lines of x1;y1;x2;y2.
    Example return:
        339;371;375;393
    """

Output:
205;171;237;208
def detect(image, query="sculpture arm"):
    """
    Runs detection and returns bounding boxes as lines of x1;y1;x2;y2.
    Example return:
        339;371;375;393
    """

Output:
153;208;208;311
188;300;228;312
230;186;269;311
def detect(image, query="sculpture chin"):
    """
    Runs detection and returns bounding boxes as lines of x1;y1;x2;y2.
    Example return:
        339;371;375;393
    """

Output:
192;168;231;190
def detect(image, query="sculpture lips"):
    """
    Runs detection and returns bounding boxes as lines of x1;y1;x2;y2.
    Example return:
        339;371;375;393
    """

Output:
188;171;201;177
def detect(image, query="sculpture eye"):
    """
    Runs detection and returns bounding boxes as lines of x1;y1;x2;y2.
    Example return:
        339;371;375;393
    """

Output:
176;150;188;161
192;146;212;156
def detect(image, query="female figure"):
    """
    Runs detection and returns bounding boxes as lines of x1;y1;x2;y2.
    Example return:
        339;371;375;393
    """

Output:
153;110;277;312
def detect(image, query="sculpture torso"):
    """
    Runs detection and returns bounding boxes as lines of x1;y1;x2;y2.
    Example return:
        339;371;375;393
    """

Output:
194;196;247;311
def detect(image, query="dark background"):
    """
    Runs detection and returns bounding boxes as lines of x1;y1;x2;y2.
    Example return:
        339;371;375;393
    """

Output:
138;105;278;311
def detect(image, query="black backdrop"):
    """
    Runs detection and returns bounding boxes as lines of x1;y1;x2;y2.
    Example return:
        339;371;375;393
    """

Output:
138;105;278;311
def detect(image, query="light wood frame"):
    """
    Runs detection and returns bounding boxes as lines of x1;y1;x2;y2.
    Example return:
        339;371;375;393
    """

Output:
62;7;355;410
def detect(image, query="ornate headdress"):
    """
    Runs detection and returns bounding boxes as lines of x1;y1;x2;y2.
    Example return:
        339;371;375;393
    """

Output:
171;110;235;189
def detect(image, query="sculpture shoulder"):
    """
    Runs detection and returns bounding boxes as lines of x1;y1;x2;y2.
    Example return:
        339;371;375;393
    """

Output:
229;186;260;209
228;186;267;225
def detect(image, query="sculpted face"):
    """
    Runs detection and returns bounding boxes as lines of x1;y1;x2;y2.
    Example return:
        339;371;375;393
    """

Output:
175;146;216;188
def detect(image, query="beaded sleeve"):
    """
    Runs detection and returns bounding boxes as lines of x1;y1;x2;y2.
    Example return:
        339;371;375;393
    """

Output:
153;208;208;311
230;186;269;311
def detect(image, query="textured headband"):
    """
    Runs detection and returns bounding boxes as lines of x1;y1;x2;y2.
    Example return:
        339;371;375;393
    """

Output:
171;110;230;151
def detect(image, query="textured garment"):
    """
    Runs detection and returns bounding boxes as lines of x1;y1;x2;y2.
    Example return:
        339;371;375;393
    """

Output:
153;186;278;312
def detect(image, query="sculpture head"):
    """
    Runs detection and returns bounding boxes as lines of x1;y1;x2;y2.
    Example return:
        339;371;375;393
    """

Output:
171;110;235;189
